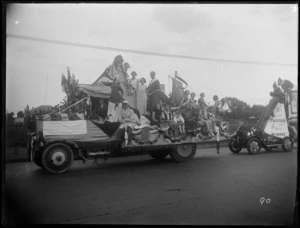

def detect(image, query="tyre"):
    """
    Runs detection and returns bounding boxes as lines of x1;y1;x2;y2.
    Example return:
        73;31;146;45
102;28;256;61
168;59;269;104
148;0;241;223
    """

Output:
247;138;261;155
170;143;196;162
42;143;74;174
229;138;242;153
282;137;293;152
149;150;169;159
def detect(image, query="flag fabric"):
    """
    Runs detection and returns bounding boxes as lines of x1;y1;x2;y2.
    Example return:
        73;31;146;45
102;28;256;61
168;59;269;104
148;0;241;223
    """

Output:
170;72;188;106
174;71;188;88
170;77;185;106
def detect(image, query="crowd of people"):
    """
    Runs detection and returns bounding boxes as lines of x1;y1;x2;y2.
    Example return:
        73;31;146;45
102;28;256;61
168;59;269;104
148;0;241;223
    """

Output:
89;55;230;152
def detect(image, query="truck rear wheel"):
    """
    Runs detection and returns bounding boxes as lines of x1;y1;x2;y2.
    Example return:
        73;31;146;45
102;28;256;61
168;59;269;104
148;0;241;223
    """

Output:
170;143;196;162
149;150;169;160
42;143;74;174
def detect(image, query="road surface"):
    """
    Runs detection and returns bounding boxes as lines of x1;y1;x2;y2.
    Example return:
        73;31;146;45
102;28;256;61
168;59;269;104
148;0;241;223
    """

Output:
3;146;297;225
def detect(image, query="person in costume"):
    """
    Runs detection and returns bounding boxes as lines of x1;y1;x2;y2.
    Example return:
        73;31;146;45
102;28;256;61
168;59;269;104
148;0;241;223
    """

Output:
174;109;185;134
179;90;190;108
119;101;140;146
147;71;161;120
136;77;148;116
278;77;294;119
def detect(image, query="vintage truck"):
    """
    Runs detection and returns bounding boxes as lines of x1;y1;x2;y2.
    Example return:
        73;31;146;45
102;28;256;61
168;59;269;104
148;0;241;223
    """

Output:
26;74;230;174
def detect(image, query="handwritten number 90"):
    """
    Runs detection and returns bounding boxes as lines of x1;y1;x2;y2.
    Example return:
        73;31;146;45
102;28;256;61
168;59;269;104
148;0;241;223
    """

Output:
260;197;271;205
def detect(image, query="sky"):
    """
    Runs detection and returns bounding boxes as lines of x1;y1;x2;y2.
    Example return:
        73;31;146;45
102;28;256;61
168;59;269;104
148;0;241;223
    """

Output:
6;3;298;115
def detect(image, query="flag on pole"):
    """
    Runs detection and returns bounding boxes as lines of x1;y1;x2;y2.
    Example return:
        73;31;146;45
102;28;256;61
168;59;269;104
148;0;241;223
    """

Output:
170;71;188;106
174;71;188;88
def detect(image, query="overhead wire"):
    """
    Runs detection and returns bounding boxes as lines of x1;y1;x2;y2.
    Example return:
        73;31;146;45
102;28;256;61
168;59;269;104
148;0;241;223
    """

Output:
6;33;298;67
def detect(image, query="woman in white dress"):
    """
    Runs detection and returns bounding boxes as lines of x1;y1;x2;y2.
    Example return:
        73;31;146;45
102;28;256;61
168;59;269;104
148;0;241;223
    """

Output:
137;77;148;116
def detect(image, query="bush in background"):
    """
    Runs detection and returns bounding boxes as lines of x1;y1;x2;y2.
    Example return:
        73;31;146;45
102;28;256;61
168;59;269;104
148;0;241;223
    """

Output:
6;124;28;147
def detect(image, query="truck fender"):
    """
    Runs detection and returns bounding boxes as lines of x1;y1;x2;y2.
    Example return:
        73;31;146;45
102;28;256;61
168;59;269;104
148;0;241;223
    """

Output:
42;139;83;159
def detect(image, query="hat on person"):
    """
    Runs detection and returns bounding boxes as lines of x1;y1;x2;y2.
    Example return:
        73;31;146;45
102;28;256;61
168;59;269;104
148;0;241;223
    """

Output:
122;100;129;104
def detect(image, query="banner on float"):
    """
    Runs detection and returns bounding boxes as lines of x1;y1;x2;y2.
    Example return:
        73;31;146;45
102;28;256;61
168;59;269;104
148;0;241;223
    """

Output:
43;120;87;136
264;103;289;138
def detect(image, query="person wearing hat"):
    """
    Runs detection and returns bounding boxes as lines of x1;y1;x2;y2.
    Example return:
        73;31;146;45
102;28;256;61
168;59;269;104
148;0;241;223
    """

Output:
119;100;140;145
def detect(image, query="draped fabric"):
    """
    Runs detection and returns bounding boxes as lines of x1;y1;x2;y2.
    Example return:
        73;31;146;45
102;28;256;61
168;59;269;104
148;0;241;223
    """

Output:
91;120;121;137
170;77;185;106
78;84;111;98
117;66;137;108
107;102;123;123
92;68;113;85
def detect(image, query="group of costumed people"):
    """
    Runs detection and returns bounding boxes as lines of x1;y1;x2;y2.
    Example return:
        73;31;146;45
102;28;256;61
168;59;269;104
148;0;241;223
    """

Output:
88;55;230;153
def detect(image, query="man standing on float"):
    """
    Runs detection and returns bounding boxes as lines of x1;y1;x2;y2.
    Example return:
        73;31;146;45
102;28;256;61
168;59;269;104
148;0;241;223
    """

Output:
147;71;161;122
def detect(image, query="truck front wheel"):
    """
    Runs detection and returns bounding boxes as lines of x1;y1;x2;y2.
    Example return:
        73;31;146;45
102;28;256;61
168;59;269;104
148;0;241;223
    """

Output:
42;143;74;174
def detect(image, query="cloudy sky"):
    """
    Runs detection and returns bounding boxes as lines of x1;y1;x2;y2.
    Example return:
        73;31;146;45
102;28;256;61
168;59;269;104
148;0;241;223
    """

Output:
6;3;298;114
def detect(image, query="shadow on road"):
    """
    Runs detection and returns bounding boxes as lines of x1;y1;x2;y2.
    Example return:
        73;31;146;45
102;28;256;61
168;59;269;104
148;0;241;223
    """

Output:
229;149;293;156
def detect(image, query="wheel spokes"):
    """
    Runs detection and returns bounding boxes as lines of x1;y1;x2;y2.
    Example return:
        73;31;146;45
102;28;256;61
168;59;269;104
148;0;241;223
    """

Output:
251;141;259;152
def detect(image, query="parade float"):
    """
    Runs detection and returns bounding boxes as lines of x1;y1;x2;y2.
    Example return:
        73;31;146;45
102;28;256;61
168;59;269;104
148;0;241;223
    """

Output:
229;79;297;154
27;56;231;174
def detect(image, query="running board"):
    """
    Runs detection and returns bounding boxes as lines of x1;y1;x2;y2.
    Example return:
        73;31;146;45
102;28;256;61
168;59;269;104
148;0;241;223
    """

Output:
88;151;111;156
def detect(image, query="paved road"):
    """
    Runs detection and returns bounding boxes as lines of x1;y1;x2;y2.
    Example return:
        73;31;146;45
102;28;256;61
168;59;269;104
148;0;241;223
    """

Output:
3;146;297;225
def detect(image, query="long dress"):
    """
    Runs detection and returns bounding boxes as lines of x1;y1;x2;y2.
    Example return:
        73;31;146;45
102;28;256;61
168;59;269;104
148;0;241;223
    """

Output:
137;83;148;115
117;66;137;109
147;78;161;112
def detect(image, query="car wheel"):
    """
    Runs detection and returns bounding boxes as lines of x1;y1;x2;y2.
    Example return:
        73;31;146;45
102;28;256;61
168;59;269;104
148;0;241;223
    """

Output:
229;138;242;153
42;143;74;174
170;143;196;162
282;137;293;152
149;150;169;159
247;138;261;155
